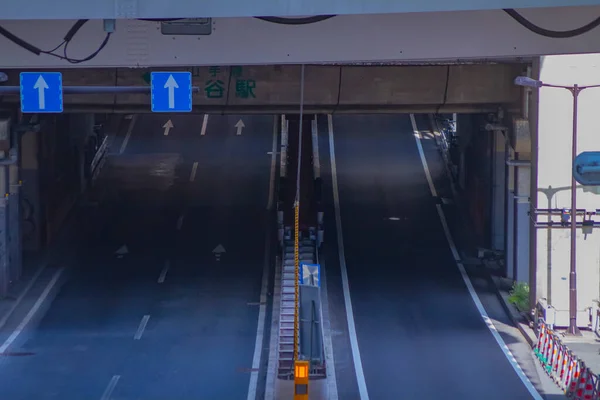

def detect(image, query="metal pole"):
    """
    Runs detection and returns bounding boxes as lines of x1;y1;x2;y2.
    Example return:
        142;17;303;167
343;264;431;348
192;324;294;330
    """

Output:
293;64;306;363
568;85;581;336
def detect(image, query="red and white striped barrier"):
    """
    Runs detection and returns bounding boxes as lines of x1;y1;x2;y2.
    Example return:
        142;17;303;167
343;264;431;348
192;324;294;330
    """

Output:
534;319;600;399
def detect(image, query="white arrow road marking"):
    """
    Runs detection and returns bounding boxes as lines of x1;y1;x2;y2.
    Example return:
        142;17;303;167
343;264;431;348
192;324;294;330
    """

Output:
213;244;226;261
163;119;174;136
212;244;226;254
235;119;245;136
115;245;128;257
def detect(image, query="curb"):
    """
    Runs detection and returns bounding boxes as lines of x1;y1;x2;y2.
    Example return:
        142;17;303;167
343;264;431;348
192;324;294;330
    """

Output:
485;272;536;348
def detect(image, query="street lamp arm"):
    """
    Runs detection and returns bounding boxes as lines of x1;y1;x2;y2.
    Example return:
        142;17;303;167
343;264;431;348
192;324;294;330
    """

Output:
542;83;575;90
514;76;600;91
580;84;600;90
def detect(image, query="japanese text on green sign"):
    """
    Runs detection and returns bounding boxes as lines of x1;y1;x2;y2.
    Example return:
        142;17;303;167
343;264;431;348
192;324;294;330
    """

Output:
201;66;257;100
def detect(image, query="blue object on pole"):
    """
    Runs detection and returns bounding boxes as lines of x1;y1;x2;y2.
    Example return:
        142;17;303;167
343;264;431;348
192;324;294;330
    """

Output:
574;151;600;186
20;72;63;113
150;71;192;112
299;263;321;287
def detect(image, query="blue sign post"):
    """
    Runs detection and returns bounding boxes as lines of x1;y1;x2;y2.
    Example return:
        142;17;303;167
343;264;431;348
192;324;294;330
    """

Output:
150;72;192;112
299;263;321;287
20;72;63;113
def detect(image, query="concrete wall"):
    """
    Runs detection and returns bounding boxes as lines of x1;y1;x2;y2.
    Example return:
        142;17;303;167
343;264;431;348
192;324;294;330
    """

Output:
533;54;600;328
1;64;524;114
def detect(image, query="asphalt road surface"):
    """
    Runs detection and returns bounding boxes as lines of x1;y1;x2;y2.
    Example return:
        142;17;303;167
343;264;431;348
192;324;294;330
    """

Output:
0;114;275;400
317;114;558;400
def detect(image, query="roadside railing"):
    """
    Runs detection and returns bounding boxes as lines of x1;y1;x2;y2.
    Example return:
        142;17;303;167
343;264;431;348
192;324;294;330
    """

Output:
534;319;600;399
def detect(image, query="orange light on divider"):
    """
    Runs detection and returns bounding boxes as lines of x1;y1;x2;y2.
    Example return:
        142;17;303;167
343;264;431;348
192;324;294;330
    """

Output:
294;360;309;400
295;362;308;379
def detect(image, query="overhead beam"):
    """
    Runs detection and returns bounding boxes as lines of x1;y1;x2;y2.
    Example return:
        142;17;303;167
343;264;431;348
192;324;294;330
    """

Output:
0;64;524;113
0;8;598;67
0;0;596;20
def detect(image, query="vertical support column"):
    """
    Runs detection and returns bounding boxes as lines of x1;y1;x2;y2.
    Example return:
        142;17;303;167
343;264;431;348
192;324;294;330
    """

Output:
311;116;320;180
491;129;506;252
0;166;8;298
514;161;531;283
68;113;94;194
20;129;41;252
508;78;532;284
8;148;21;283
278;115;288;244
506;144;516;280
456;114;474;192
280;115;288;179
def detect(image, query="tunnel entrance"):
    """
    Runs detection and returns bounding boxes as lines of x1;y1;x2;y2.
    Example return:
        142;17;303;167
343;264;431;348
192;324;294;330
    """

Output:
0;110;522;399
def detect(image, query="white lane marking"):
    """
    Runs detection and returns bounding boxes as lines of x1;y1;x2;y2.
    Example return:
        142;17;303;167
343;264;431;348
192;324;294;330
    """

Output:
410;114;543;400
246;221;271;400
0;264;47;331
201;114;209;136
134;315;150;340
119;114;137;154
100;375;121;400
189;161;199;182
328;114;369;400
410;115;438;197
176;213;185;230
158;260;170;283
267;115;278;211
0;268;64;354
247;116;278;400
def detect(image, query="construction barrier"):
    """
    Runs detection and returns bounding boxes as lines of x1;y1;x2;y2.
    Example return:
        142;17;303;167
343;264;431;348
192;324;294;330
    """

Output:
534;319;600;399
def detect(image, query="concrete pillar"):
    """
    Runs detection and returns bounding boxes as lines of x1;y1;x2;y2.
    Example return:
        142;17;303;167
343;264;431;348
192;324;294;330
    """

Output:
491;130;506;252
68;113;94;194
456;114;473;191
0;164;8;297
506;144;516;280
514;162;530;284
533;54;600;328
8;148;21;283
20;129;41;252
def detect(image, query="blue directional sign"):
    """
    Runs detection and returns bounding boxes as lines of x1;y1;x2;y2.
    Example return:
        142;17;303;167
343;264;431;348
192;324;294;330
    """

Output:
150;71;192;113
299;263;321;287
19;72;63;113
574;151;600;186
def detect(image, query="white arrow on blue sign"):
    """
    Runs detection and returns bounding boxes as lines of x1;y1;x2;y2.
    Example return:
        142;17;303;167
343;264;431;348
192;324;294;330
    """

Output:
150;72;192;113
20;72;63;113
